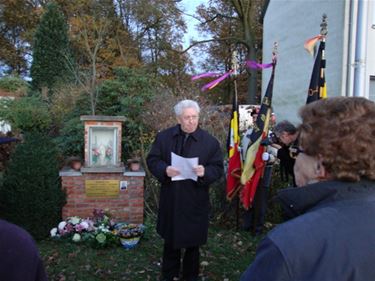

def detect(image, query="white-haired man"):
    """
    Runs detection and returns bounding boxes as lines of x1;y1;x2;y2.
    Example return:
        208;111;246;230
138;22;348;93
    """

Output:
147;100;224;281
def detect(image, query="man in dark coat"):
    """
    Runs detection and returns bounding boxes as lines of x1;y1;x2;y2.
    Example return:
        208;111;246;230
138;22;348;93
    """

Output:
272;120;299;186
147;99;223;281
240;97;375;281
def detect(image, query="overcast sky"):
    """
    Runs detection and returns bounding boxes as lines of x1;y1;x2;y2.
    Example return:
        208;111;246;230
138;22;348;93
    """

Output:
180;0;206;49
179;0;207;71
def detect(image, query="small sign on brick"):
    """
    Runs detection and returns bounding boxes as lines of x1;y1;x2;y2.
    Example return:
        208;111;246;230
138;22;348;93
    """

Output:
85;180;120;197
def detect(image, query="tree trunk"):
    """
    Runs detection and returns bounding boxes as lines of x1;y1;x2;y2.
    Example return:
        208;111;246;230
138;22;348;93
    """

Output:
247;46;257;104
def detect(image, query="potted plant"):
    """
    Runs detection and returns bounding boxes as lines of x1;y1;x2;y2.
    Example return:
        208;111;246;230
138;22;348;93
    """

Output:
127;157;141;171
66;156;82;171
127;149;142;171
114;223;145;249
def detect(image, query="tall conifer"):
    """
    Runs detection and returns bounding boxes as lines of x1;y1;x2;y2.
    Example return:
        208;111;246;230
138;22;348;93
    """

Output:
30;2;73;93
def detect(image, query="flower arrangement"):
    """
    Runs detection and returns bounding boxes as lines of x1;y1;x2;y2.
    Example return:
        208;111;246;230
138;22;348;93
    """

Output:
50;209;144;248
50;209;117;248
114;223;145;249
105;146;112;160
114;223;145;239
92;147;100;163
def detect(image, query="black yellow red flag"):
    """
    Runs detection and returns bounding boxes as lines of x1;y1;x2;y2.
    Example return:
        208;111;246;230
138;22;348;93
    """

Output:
306;38;327;104
240;59;276;209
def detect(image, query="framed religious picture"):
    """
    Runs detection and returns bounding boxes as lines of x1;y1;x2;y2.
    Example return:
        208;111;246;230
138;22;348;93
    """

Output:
89;127;117;167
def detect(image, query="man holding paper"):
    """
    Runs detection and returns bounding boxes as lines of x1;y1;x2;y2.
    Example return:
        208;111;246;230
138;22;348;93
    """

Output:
147;100;223;281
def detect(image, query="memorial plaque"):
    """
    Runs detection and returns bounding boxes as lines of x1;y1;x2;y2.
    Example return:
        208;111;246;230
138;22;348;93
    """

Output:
85;180;120;197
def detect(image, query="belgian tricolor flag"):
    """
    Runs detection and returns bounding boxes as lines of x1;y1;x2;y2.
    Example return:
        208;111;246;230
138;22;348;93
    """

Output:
226;90;241;200
240;59;276;209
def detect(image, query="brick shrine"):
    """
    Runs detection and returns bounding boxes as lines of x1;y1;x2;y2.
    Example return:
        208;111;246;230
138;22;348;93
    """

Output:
59;116;144;223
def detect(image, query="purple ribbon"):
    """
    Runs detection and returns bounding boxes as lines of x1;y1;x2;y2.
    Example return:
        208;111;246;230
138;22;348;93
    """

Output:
201;70;233;91
191;72;222;81
246;60;273;70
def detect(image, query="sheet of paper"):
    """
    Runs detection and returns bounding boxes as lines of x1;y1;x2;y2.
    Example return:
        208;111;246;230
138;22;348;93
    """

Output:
171;152;198;181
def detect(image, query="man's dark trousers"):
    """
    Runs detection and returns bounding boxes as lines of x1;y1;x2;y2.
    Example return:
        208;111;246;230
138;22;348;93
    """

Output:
162;241;199;281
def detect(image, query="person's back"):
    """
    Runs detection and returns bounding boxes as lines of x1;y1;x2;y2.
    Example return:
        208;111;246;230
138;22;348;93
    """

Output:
241;180;375;281
277;180;375;280
0;219;48;281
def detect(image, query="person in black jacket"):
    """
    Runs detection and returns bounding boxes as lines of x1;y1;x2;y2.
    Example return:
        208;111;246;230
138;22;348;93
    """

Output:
0;219;48;281
241;97;375;281
147;99;223;281
272;120;299;186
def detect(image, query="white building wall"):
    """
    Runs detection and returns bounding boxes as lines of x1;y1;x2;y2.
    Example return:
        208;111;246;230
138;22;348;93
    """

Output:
262;0;346;123
366;1;375;75
366;1;375;101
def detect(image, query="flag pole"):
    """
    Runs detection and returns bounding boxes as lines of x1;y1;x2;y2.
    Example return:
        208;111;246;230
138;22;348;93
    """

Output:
319;13;328;99
306;14;328;104
232;50;239;107
231;50;240;231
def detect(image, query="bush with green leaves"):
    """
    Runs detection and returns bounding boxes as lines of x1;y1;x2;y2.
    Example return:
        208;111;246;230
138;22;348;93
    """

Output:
96;67;158;159
0;132;65;240
0;76;29;94
0;96;51;133
54;117;84;159
97;67;156;117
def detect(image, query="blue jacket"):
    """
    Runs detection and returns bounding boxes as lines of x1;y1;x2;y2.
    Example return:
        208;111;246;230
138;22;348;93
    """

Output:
241;179;375;281
0;219;48;281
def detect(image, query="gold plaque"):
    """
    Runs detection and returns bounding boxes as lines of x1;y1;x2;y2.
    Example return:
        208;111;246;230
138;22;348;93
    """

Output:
85;180;119;197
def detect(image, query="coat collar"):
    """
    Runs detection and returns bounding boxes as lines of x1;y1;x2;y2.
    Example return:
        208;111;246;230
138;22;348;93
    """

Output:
277;179;375;219
171;124;201;142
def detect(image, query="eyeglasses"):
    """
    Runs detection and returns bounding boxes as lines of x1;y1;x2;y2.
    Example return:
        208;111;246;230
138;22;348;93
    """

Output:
289;146;304;159
182;115;199;121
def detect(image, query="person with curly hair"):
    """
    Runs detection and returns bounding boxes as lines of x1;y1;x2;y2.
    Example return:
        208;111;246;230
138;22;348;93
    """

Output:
241;97;375;281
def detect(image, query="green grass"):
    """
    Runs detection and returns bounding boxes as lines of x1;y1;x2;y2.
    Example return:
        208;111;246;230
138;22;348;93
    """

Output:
38;221;263;281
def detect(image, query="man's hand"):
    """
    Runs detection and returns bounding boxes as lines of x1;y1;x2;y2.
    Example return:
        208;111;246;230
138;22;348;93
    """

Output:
166;166;180;177
193;165;205;177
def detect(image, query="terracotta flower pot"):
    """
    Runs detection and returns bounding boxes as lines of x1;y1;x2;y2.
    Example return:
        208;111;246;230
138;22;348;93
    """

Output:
71;161;82;171
127;158;141;171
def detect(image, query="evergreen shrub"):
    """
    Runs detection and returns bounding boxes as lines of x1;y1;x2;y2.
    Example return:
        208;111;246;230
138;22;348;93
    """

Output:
0;132;65;240
0;76;29;94
54;117;84;159
0;96;51;133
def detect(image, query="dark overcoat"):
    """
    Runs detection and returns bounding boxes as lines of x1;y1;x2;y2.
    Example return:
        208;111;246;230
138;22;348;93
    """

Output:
147;125;223;249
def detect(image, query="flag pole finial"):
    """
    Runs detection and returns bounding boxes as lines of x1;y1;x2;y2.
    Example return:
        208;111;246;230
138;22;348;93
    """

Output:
231;50;239;76
320;13;328;36
272;42;278;63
